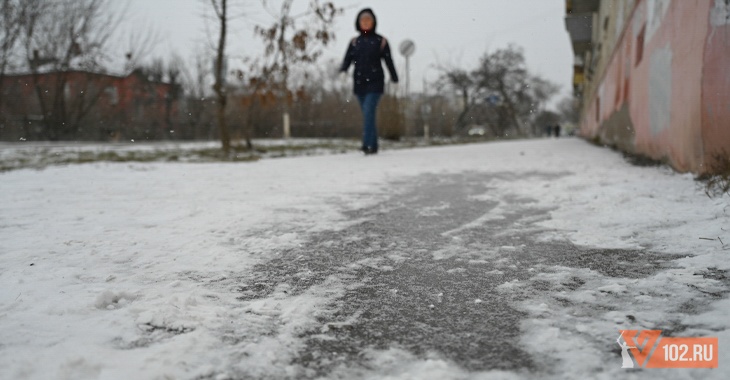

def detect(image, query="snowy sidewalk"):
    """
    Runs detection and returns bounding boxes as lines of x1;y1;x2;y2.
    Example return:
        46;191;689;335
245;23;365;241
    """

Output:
1;138;728;379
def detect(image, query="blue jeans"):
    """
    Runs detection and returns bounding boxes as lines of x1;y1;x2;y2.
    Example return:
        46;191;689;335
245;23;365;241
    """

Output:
356;93;382;151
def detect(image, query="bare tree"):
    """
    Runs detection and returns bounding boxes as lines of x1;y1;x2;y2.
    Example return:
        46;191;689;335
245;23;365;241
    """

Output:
178;50;215;140
17;0;131;140
137;57;185;138
439;45;559;137
165;57;184;137
208;0;233;154
121;21;160;73
471;45;559;136
252;0;341;138
557;97;580;125
141;58;166;82
435;67;475;131
0;0;26;118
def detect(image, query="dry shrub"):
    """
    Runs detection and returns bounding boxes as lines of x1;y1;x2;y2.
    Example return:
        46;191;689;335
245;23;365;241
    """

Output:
378;95;405;141
697;150;730;198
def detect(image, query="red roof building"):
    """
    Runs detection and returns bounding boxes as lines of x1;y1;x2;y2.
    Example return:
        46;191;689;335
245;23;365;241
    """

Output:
0;69;181;141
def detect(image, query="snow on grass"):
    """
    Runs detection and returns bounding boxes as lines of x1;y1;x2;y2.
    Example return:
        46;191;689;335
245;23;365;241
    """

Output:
0;137;492;172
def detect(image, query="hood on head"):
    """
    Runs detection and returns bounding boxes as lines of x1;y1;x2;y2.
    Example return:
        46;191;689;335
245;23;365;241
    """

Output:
355;8;377;33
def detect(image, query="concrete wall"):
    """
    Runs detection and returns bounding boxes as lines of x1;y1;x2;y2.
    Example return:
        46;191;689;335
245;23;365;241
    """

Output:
580;0;730;173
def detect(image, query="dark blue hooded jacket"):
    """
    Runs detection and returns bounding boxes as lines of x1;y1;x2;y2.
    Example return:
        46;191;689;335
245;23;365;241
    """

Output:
340;8;399;95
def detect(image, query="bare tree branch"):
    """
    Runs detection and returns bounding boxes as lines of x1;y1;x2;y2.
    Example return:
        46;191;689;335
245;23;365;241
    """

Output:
438;44;559;136
17;0;143;140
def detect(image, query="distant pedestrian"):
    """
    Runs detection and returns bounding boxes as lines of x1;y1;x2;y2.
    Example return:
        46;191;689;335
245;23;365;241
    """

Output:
553;124;561;138
340;8;399;155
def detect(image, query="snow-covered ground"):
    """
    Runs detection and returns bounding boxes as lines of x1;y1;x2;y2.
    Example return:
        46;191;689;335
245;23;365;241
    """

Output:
0;138;728;379
0;137;474;172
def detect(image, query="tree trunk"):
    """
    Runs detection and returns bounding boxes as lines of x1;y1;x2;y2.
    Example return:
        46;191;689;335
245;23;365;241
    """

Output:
29;70;53;140
278;11;291;139
213;0;230;155
498;84;522;136
455;88;471;130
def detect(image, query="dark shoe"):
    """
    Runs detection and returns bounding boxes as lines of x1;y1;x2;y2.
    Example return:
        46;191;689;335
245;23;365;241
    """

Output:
363;147;378;155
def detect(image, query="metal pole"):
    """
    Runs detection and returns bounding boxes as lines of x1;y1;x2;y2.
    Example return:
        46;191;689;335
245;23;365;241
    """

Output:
405;56;410;98
283;112;290;139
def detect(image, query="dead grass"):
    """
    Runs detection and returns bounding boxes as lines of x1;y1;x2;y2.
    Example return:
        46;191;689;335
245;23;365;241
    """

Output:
696;150;730;198
0;137;494;172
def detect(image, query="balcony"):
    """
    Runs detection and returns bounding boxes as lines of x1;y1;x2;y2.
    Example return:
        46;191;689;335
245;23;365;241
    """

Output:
566;0;600;14
565;12;594;55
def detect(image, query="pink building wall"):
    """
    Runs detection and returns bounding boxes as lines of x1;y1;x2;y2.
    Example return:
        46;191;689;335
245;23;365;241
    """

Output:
581;0;729;173
702;1;730;168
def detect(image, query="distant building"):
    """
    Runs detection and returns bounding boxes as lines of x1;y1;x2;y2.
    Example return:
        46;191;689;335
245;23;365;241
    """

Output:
0;69;180;141
565;0;730;173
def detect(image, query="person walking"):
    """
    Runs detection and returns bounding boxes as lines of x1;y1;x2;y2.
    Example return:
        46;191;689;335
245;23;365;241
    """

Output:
340;8;399;155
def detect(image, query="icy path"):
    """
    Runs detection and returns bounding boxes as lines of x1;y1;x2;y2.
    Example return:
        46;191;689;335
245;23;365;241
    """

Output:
0;138;728;379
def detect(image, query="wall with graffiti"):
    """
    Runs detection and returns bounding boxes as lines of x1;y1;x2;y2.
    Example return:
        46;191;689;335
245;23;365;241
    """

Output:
580;0;729;173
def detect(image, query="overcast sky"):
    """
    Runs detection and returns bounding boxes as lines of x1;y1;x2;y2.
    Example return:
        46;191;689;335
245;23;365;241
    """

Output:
125;0;573;108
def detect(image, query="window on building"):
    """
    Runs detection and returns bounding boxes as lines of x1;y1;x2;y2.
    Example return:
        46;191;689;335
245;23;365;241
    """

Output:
105;86;119;105
636;25;646;66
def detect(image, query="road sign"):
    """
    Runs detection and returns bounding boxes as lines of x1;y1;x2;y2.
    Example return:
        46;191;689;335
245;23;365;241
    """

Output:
399;40;416;57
